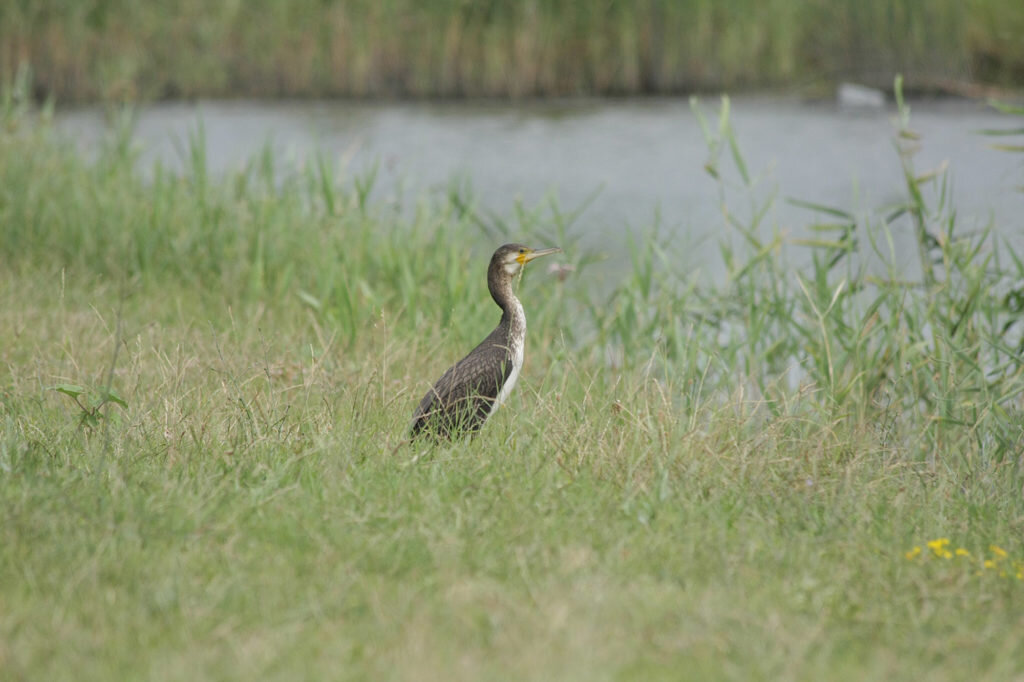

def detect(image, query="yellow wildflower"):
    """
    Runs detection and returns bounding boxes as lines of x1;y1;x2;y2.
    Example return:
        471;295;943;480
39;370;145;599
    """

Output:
905;546;922;560
990;545;1008;559
942;550;953;559
955;548;970;557
984;559;996;569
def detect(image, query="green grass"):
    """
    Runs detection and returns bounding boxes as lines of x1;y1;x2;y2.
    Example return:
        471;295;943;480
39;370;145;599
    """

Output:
3;0;1024;102
2;84;1024;680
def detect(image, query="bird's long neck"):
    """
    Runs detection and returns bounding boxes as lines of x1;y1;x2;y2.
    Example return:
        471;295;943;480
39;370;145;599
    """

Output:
489;270;526;340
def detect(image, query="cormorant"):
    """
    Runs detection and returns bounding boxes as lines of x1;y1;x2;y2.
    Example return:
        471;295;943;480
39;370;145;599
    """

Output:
409;243;561;439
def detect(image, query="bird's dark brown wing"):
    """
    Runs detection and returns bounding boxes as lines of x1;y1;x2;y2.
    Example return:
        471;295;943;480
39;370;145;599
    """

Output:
410;332;514;439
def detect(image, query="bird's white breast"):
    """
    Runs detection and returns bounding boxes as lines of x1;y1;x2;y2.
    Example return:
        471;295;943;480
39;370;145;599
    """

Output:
489;299;525;418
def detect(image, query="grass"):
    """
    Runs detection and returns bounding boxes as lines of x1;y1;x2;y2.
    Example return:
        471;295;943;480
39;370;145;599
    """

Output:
3;0;1024;102
2;81;1024;679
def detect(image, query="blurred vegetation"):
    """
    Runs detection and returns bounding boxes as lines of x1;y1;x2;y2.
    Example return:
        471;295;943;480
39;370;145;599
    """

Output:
2;0;1023;102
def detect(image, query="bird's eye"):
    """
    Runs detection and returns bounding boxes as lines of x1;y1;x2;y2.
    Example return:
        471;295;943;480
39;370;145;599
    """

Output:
518;248;526;254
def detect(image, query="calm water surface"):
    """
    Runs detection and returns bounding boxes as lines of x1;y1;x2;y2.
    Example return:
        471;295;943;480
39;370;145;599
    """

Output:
56;96;1023;272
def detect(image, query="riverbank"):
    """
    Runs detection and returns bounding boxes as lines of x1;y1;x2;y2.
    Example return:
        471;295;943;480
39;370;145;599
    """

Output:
3;0;1023;103
2;90;1023;680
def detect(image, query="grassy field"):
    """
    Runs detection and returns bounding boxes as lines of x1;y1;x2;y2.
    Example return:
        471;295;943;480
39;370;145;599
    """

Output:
2;87;1024;679
3;0;1024;102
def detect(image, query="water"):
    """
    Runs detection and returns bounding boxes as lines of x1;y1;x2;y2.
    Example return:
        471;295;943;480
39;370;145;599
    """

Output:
55;96;1023;271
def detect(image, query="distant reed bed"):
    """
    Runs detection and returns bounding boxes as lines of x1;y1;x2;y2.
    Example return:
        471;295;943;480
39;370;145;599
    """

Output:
2;0;1023;102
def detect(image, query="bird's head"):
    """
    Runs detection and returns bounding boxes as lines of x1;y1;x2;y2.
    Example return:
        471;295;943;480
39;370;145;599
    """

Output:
493;243;562;277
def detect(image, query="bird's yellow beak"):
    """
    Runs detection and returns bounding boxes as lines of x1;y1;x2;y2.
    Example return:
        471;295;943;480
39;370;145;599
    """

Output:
516;246;562;265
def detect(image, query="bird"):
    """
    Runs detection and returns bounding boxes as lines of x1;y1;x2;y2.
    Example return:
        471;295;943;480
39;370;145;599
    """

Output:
409;243;562;440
